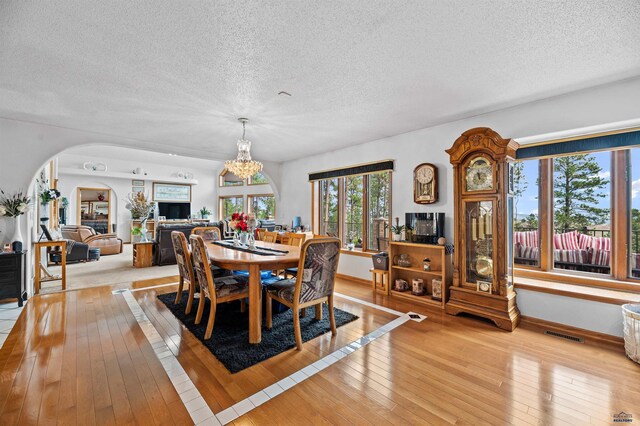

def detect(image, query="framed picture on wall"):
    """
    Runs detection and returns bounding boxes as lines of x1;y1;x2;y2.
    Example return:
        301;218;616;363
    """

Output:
132;186;145;194
132;179;144;186
152;182;192;202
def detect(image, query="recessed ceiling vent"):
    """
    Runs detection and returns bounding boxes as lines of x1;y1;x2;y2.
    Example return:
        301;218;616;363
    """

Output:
544;330;584;343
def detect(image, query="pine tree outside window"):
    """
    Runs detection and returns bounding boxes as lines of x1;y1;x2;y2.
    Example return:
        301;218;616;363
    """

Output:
514;141;640;287
317;171;391;252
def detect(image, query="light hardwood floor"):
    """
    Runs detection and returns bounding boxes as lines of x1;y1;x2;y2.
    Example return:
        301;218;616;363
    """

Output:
0;276;638;425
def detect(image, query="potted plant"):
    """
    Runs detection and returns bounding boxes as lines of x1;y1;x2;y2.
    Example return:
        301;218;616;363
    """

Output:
199;206;212;220
229;212;250;245
37;179;61;206
390;217;405;242
405;224;414;242
131;226;145;242
126;192;155;242
346;231;357;251
0;189;31;246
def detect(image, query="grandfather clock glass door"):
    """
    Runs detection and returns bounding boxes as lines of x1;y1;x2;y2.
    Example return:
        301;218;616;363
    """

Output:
464;200;495;292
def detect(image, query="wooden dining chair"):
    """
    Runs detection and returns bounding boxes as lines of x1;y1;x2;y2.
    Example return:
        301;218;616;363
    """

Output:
191;226;221;242
265;238;341;350
255;228;267;241
283;233;307;278
263;231;278;243
190;234;249;339
170;231;197;315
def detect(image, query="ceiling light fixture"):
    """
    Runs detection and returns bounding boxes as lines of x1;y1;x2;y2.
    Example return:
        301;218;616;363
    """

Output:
224;118;263;180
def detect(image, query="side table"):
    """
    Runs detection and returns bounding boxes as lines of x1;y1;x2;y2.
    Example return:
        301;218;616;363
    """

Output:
133;242;154;268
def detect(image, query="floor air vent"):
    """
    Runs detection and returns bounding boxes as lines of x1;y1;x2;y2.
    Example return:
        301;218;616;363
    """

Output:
544;330;584;343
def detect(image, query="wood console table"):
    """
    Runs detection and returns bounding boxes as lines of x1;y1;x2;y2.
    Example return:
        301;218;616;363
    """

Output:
34;240;66;294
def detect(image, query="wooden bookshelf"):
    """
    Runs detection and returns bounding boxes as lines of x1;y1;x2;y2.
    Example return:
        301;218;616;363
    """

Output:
388;241;453;309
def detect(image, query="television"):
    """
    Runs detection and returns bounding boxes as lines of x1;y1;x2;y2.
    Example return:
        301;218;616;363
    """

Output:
158;202;191;220
405;212;445;244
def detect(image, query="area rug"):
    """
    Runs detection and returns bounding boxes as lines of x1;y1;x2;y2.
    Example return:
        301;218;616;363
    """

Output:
157;291;359;373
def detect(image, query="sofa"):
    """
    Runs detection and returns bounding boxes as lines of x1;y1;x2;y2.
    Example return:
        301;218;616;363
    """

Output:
514;230;612;273
154;222;224;265
61;225;123;255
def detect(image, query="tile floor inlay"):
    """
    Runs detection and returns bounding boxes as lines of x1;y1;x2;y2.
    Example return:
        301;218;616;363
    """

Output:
0;301;25;349
121;288;419;425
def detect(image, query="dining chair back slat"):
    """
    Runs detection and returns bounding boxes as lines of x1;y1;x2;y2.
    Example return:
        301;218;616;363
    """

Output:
256;228;267;241
294;238;341;304
170;231;196;314
192;226;221;242
190;234;216;304
263;231;278;243
285;232;306;247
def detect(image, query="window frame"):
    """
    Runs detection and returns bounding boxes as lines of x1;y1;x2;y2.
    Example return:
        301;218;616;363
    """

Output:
247;193;276;220
218;195;244;220
314;171;392;253
513;143;640;291
247;172;269;186
219;168;244;187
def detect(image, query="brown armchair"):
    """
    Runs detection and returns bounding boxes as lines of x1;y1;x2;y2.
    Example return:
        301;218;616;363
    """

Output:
61;225;123;255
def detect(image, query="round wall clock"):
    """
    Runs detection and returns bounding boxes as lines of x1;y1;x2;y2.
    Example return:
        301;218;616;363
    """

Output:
414;163;438;204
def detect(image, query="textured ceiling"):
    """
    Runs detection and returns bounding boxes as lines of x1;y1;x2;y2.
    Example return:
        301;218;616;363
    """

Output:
1;1;639;162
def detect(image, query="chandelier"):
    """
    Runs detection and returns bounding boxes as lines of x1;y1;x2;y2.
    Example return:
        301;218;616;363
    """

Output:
224;118;263;180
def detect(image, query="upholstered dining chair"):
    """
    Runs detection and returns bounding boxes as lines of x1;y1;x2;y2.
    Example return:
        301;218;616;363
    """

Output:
191;226;221;242
283;233;307;278
189;234;250;339
265;238;341;350
170;231;197;315
263;231;278;243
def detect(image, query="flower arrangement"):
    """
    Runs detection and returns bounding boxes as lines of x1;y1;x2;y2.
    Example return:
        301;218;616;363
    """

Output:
126;192;155;220
0;190;31;217
229;212;249;233
37;179;61;205
199;206;212;218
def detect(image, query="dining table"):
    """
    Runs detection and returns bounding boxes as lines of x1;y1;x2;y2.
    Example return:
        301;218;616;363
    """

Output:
205;240;302;344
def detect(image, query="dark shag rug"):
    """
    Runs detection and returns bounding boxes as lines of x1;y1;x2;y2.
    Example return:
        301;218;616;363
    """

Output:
157;291;359;373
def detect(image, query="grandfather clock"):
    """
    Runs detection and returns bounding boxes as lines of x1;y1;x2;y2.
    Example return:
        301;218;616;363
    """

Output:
445;127;521;331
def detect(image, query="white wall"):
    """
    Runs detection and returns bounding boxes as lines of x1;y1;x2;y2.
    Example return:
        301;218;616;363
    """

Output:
517;289;624;337
57;152;219;242
278;77;640;337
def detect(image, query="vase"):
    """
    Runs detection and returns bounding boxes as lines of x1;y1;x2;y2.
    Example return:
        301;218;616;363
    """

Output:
139;218;149;243
239;232;249;246
40;202;50;220
11;215;23;245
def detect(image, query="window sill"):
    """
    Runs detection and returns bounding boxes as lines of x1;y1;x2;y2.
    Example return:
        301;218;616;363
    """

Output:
514;276;640;305
514;268;640;293
340;249;372;258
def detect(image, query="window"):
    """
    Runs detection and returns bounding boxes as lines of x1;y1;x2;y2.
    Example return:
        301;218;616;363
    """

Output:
367;171;391;251
553;152;611;275
344;176;364;248
630;148;640;278
319;178;339;237
219;169;244;187
219;195;243;219
513;132;640;287
248;194;275;220
316;171;391;251
248;172;269;185
513;160;540;267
